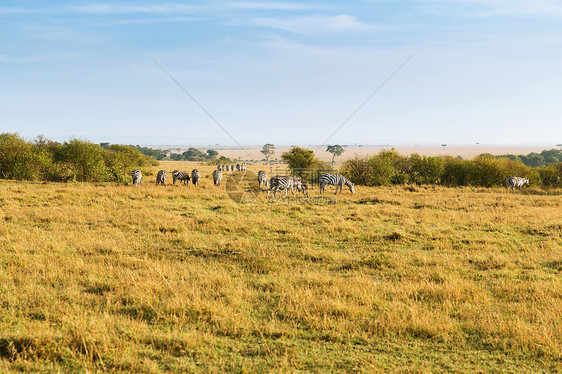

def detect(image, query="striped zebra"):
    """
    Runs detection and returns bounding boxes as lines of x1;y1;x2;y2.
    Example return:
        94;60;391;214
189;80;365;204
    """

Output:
191;169;201;186
319;173;355;194
221;165;226;171
217;165;222;171
236;163;241;171
156;170;167;185
213;169;222;186
131;169;142;186
257;170;268;188
507;176;529;192
267;176;303;197
231;165;235;172
172;170;190;185
241;164;247;171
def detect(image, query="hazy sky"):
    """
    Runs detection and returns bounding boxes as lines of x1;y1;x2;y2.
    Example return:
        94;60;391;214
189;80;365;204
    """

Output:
2;0;562;146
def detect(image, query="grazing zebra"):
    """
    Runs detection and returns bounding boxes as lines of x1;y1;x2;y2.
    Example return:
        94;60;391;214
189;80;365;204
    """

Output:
300;183;309;197
172;170;190;185
257;170;268;188
319;173;355;194
267;176;303;197
217;165;222;171
221;165;226;171
131;169;142;186
236;163;241;171
156;170;167;185
213;169;222;186
191;169;201;186
507;176;529;192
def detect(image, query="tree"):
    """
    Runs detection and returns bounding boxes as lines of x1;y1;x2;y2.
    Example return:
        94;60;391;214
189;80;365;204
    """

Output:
206;149;218;160
326;145;345;166
261;144;275;164
441;144;447;151
281;147;330;180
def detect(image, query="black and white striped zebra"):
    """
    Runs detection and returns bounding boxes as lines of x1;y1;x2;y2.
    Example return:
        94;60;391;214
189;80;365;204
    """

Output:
257;170;268;188
236;163;241;171
319;173;355;194
213;169;222;186
221;165;226;171
156;170;167;185
507;176;529;192
191;169;201;186
231;165;235;172
241;164;247;171
172;170;190;185
131;169;142;186
267;176;303;197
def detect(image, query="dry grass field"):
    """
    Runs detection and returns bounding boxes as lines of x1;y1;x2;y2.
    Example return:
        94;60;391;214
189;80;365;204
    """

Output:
0;161;561;373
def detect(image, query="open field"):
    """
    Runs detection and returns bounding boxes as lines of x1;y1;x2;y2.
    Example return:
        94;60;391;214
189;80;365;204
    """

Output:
0;161;561;372
153;145;558;164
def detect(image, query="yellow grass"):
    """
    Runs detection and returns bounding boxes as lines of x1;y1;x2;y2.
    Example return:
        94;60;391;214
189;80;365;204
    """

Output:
0;161;561;372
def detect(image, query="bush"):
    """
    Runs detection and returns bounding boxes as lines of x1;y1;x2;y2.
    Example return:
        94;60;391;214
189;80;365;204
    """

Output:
0;134;158;183
0;133;39;180
281;147;332;181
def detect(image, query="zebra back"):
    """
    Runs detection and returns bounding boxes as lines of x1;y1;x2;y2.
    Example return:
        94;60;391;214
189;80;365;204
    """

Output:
191;169;201;185
213;169;222;186
156;170;167;185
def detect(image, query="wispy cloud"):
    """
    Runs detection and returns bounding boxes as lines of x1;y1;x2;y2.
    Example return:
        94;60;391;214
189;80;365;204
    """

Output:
418;0;562;18
0;6;35;14
67;4;199;15
253;14;376;35
229;2;325;10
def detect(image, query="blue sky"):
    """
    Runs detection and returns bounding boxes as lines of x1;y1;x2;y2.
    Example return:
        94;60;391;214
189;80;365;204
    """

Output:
2;0;562;146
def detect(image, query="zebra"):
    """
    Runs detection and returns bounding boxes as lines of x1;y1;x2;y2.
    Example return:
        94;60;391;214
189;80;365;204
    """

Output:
231;165;235;172
212;169;222;186
267;176;303;197
507;176;529;192
172;170;190;185
300;183;309;197
156;170;167;185
221;165;226;171
236;163;241;171
257;170;268;188
191;169;201;186
217;165;222;171
131;169;142;186
319;173;355;194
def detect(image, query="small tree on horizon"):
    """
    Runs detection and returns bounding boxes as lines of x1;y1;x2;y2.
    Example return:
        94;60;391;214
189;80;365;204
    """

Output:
326;145;345;166
261;143;275;164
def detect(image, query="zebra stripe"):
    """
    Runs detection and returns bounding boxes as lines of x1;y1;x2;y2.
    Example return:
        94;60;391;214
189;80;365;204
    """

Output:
507;176;529;192
236;163;241;171
131;169;142;186
213;169;222;186
319;173;355;194
156;170;167;185
172;170;190;185
257;170;268;188
267;176;303;197
191;169;201;186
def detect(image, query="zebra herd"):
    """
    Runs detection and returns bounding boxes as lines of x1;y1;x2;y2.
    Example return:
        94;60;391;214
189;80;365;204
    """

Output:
131;169;207;186
131;168;356;196
216;164;246;172
132;168;533;195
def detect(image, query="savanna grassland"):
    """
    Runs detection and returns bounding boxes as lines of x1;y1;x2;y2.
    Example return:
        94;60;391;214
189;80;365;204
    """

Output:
0;161;561;373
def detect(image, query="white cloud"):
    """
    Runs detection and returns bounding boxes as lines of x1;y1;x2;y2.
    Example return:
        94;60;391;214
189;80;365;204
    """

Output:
68;4;198;15
418;0;562;18
253;14;376;35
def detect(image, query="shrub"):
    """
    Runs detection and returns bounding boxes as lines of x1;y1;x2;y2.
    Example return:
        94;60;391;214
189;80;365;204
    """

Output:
0;133;39;180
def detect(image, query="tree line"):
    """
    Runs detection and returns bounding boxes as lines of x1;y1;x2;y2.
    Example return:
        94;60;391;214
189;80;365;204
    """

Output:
0;133;156;183
281;147;562;187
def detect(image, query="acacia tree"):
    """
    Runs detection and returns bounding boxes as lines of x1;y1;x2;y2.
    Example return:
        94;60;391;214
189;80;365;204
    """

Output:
261;143;275;164
326;145;345;166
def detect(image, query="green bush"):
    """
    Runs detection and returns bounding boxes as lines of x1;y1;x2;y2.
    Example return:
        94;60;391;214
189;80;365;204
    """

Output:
0;134;158;183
